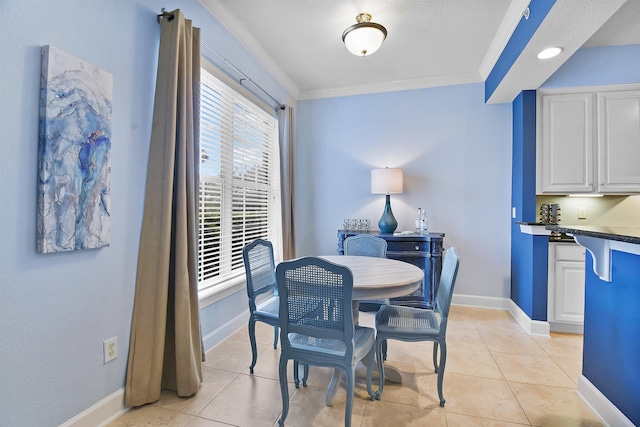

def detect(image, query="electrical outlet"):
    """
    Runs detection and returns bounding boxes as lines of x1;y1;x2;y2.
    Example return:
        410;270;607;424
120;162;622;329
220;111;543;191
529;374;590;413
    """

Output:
103;337;118;364
578;207;587;219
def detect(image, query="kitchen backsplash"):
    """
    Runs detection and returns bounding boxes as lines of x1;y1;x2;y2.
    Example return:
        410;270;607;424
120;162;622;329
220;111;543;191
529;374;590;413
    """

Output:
535;195;640;226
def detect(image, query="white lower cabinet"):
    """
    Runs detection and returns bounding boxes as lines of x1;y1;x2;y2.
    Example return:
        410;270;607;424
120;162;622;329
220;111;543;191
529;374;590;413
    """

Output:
548;242;586;333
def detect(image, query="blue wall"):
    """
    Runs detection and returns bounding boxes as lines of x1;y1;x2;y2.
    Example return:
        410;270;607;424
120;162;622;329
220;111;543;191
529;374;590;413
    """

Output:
296;83;513;300
511;91;538;223
541;44;640;88
510;91;548;320
0;1;288;425
583;251;640;425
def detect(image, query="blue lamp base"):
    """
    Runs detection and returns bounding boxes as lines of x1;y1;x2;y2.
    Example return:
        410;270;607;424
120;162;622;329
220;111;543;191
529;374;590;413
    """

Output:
378;194;398;233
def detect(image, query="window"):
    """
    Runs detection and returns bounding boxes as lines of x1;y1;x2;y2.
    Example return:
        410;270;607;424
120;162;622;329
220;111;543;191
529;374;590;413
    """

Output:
199;65;282;296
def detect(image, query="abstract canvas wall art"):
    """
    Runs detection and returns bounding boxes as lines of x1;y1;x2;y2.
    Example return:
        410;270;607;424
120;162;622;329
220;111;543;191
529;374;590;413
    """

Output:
37;45;113;253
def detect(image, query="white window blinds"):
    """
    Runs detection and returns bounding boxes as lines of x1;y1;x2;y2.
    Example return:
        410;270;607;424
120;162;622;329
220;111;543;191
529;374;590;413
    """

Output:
199;67;281;292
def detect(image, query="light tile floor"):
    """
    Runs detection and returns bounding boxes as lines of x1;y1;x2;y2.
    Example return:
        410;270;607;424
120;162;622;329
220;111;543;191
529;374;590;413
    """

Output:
107;306;602;427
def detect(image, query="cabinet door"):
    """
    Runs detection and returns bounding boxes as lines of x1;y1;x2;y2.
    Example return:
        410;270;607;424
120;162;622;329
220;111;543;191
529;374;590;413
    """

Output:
386;252;429;306
598;90;640;193
540;93;595;193
553;260;585;324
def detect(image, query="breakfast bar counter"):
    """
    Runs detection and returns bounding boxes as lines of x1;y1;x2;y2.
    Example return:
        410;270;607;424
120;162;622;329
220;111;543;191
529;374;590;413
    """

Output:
547;225;639;426
550;224;640;244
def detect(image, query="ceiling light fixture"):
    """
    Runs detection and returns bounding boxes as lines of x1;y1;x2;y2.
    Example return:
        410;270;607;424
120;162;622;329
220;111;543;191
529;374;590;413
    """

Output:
342;13;387;57
537;46;563;59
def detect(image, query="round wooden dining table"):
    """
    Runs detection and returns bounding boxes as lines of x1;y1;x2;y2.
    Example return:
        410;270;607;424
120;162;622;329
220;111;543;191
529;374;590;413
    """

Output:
318;255;424;405
320;255;424;300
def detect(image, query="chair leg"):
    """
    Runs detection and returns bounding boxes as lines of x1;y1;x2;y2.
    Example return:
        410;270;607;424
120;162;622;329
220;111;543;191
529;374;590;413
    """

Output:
248;319;258;374
293;361;309;388
278;354;290;426
437;340;447;407
293;361;300;388
382;340;388;361
375;337;386;399
365;344;375;401
432;341;439;373
273;325;279;349
344;367;355;427
302;363;309;387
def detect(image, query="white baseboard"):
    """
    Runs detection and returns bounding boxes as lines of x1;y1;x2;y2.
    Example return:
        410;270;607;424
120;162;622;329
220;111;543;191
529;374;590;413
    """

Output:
452;294;511;310
549;321;583;334
578;375;634;427
202;310;248;352
506;298;550;336
60;388;128;427
451;294;550;336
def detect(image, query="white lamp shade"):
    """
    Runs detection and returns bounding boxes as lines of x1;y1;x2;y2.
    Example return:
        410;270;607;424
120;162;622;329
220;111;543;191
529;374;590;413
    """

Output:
371;168;403;194
343;26;386;56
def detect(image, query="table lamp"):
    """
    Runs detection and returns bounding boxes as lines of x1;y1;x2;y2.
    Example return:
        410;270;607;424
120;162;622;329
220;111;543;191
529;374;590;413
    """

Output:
371;168;403;233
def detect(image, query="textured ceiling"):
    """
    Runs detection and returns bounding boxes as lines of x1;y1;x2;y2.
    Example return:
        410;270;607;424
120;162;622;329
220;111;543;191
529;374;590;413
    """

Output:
583;0;640;47
200;0;639;102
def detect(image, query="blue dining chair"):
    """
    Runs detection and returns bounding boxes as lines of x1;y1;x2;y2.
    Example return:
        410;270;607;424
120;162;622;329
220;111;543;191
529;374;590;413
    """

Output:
374;246;460;407
242;239;307;386
276;256;376;427
344;234;387;258
343;234;388;313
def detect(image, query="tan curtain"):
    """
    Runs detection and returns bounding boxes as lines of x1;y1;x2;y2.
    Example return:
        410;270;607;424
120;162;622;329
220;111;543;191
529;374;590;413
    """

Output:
279;106;296;260
125;9;203;407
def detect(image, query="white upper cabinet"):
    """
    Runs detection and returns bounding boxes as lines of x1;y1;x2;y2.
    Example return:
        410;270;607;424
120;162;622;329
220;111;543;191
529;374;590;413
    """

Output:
537;86;640;194
539;93;595;193
598;90;640;193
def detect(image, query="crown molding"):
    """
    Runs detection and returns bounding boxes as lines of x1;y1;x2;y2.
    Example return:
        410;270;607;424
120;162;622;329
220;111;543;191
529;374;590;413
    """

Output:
479;0;531;80
298;72;482;101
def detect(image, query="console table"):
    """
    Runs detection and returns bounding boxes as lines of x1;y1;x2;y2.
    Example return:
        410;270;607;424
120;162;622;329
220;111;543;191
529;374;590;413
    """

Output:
337;230;445;309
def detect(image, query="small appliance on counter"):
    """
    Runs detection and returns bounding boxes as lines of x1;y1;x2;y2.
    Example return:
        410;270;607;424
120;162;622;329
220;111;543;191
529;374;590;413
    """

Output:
540;203;567;241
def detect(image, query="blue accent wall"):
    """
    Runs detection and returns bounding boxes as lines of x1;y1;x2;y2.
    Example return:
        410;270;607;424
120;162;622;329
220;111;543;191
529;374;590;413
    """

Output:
511;91;537;222
510;230;549;320
511;229;534;315
510;91;548;320
583;251;640;425
485;0;556;101
530;237;549;321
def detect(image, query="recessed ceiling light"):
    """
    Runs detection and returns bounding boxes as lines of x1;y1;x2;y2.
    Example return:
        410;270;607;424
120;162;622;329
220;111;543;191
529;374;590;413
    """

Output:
537;46;563;59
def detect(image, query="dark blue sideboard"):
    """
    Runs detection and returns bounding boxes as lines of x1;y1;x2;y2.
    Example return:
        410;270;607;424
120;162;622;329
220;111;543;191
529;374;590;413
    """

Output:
337;230;445;309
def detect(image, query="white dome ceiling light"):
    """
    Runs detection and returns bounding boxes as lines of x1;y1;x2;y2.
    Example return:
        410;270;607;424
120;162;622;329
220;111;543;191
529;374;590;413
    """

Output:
342;13;387;57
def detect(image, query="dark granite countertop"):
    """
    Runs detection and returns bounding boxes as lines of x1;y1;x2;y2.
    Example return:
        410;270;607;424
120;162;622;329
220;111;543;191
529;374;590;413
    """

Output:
546;225;640;245
515;222;576;242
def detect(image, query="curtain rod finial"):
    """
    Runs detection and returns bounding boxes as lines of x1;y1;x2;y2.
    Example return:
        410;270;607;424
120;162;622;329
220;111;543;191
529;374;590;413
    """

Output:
157;8;175;23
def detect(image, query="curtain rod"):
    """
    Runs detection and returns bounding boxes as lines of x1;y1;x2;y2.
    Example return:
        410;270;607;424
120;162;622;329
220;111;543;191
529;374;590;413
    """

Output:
157;8;286;111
